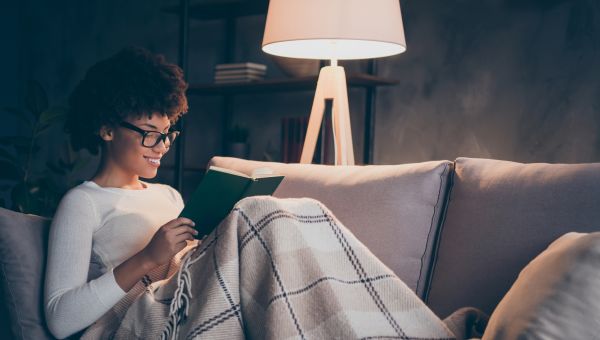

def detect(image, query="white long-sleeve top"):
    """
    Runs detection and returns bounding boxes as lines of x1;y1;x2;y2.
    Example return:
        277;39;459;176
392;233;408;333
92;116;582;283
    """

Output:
44;180;184;339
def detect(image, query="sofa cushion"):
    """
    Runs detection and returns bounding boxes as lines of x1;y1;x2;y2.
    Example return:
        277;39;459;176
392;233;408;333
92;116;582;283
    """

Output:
427;158;600;318
208;157;453;298
0;207;54;339
483;232;600;339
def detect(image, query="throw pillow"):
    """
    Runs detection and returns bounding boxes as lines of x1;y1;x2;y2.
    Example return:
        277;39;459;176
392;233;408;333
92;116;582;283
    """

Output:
483;232;600;339
0;207;54;339
208;156;453;298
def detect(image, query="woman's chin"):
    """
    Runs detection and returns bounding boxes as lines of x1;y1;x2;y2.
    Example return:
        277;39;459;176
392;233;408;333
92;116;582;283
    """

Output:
140;168;159;179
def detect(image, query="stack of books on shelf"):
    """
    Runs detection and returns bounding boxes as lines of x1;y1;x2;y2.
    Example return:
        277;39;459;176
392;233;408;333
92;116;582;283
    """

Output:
214;62;267;84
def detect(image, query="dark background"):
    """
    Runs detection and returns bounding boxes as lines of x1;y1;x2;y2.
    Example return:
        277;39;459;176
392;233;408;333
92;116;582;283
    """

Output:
1;0;599;205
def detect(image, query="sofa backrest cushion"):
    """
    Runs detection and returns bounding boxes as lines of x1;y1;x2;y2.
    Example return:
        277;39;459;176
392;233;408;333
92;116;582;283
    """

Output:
0;207;54;339
208;157;453;298
426;158;600;318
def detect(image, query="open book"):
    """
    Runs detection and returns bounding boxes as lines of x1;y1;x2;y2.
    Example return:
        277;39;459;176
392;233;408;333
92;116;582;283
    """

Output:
179;166;285;238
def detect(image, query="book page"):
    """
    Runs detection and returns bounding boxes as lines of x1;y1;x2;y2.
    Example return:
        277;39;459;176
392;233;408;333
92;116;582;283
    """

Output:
208;165;249;178
251;167;275;178
242;175;285;198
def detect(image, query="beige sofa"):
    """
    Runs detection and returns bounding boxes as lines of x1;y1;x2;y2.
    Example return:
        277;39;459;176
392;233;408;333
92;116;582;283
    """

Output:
1;157;599;339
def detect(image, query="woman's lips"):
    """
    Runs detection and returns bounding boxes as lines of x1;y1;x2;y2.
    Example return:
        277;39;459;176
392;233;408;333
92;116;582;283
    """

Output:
144;156;161;167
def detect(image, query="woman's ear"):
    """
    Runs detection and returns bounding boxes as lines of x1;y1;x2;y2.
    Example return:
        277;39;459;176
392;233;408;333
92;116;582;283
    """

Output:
98;125;114;141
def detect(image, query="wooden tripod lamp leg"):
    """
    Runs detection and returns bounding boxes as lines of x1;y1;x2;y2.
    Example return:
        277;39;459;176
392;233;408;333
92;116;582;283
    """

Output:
331;67;354;165
299;70;327;164
300;66;356;165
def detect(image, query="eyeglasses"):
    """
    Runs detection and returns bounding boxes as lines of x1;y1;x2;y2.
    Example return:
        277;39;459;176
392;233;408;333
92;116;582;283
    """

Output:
119;121;180;148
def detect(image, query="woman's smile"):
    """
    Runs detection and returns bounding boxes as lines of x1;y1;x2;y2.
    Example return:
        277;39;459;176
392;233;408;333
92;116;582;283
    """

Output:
144;156;161;167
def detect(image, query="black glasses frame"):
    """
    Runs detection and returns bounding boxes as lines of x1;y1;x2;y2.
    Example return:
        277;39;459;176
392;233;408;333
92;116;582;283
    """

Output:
119;121;180;148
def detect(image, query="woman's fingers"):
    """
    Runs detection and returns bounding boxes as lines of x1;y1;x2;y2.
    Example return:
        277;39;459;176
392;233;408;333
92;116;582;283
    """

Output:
173;225;198;237
174;231;196;243
166;217;195;229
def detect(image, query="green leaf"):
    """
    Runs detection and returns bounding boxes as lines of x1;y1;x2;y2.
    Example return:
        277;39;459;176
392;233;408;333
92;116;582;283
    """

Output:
0;147;18;164
2;106;33;129
34;123;53;137
57;158;70;169
0;136;33;153
46;160;66;175
0;136;32;148
71;156;90;173
0;160;23;181
36;177;62;194
25;179;62;216
25;80;49;118
11;182;28;213
38;106;67;126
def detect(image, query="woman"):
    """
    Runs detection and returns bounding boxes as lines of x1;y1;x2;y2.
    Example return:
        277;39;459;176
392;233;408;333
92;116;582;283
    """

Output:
45;47;455;340
44;47;198;338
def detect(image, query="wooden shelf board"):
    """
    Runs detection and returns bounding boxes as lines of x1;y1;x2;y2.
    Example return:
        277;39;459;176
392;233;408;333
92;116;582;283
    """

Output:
188;73;397;95
162;0;268;20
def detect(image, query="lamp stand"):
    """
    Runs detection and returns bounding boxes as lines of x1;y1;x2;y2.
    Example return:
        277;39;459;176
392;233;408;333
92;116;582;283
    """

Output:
300;65;355;165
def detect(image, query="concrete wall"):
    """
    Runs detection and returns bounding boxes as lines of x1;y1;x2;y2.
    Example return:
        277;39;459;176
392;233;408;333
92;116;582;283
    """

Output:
376;0;600;164
2;0;599;200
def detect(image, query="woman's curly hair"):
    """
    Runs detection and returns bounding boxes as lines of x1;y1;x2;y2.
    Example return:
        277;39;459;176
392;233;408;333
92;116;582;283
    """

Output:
65;46;188;154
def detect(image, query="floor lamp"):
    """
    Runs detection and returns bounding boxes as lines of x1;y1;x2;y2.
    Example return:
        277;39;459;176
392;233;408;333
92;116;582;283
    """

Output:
262;0;406;165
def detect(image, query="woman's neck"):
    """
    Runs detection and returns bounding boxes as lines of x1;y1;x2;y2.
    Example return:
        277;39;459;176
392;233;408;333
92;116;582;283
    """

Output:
92;153;145;190
91;173;145;190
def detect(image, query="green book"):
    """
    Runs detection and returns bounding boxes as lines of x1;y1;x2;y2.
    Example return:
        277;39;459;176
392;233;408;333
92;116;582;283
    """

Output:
179;166;285;238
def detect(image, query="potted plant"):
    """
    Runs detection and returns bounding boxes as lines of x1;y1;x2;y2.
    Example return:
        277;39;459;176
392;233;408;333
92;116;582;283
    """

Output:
225;124;250;159
0;80;89;217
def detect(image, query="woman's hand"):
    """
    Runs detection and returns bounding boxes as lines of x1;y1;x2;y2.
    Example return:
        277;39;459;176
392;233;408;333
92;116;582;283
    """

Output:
114;218;197;292
141;217;198;268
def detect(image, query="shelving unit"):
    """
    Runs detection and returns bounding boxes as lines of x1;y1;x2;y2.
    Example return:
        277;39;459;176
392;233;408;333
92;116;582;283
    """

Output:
188;74;396;95
164;0;397;192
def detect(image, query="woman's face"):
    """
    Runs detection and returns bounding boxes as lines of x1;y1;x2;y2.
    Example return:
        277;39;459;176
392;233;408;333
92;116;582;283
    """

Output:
105;112;173;179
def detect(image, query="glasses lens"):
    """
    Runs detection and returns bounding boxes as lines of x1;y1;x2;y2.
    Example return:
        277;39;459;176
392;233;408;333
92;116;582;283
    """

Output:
142;131;179;147
167;131;179;145
143;132;162;147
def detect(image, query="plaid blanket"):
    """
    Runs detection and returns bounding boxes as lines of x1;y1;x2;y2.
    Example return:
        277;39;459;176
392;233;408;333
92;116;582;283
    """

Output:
83;196;455;339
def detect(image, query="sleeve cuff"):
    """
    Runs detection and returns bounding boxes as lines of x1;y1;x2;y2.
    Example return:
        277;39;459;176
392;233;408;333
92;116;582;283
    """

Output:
90;268;127;309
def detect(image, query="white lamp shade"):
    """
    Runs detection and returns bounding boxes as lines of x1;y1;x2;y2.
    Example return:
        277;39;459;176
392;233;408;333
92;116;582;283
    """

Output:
262;0;406;60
